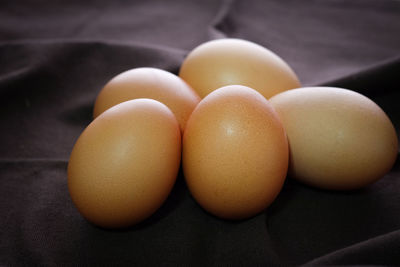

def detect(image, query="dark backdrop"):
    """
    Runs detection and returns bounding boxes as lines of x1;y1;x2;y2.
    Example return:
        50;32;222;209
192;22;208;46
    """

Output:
1;0;400;266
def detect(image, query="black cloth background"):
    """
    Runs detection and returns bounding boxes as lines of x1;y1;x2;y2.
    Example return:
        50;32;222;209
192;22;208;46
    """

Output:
1;0;400;266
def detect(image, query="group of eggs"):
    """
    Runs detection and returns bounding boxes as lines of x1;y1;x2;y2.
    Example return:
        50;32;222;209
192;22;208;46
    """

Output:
67;39;398;228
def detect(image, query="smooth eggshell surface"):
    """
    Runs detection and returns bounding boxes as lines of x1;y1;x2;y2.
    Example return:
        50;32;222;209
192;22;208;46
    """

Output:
93;67;201;131
183;85;289;220
68;99;181;228
269;87;398;190
179;38;300;99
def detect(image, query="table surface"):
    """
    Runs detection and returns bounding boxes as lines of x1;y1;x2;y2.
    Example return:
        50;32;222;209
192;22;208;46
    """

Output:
1;0;400;265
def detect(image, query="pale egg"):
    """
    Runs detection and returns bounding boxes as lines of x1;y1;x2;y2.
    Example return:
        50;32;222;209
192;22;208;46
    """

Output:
270;87;398;190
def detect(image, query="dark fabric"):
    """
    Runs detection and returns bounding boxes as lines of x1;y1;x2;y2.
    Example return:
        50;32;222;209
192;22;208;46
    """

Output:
1;0;400;265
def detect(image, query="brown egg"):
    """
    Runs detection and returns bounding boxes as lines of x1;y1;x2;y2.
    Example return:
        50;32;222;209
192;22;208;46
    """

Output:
269;87;398;190
68;99;181;228
183;85;289;220
179;38;300;99
93;67;201;131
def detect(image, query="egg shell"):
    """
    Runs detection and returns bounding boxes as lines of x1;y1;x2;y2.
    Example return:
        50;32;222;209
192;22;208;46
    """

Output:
182;85;289;220
269;87;398;190
68;99;181;228
179;38;300;99
93;67;201;131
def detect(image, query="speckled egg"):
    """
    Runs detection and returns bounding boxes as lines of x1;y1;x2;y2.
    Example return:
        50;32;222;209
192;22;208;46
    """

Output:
182;85;289;220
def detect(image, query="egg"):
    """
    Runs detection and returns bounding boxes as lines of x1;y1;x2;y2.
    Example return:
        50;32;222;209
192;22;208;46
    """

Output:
269;87;398;190
68;99;181;228
182;85;289;220
93;67;201;131
179;38;300;99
